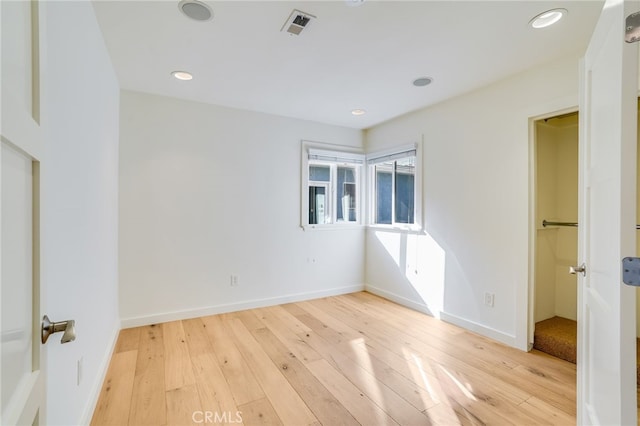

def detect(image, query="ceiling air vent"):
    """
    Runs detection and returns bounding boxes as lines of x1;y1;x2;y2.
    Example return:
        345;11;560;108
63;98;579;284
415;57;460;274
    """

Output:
281;9;316;36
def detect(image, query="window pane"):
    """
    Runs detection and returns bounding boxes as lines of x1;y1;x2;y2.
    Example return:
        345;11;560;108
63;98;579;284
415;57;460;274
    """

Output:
395;157;415;224
343;183;356;221
337;166;355;222
309;186;327;224
375;162;393;224
309;165;330;182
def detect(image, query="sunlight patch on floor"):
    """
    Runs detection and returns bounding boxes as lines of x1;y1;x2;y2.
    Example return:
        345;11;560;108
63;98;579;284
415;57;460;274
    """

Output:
438;365;476;401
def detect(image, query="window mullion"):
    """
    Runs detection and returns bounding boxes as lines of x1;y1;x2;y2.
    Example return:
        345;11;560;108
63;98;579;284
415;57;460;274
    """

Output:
331;164;337;224
391;160;397;225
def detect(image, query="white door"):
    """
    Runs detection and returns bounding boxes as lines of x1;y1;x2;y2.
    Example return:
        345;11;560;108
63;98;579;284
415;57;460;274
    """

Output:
577;0;638;424
1;1;45;424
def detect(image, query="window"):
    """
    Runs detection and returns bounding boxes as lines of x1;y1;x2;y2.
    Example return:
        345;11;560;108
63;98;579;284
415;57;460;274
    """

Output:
368;145;420;227
302;144;364;229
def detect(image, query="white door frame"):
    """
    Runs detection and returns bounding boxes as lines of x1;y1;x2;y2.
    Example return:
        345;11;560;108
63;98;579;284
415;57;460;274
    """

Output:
527;106;579;349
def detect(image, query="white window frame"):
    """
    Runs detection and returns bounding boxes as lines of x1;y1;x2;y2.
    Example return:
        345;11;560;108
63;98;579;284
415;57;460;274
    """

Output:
367;142;422;231
301;141;364;230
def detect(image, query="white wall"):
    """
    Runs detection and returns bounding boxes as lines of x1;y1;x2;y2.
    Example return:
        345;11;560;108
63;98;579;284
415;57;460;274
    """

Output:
534;122;558;322
119;91;364;325
365;57;581;350
553;120;579;320
42;2;120;424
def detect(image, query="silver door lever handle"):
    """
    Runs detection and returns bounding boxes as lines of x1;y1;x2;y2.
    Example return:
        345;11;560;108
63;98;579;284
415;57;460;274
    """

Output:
41;315;76;344
569;263;586;276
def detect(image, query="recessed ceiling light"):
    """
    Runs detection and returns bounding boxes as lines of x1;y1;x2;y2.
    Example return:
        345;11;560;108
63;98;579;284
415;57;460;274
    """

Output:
413;77;433;87
529;8;567;29
171;71;193;81
351;109;366;116
178;0;213;22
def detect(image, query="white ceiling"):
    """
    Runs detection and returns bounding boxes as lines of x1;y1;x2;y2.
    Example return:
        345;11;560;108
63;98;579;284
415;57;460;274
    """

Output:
92;1;604;129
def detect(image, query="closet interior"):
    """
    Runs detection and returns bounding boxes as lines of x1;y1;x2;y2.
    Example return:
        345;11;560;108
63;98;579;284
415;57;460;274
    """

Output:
532;108;640;385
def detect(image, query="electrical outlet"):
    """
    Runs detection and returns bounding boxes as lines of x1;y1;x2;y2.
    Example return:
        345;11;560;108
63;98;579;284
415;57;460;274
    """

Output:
230;274;238;286
484;292;495;307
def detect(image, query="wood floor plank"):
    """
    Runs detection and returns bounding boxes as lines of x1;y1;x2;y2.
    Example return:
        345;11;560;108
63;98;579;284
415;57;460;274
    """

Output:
128;324;167;426
237;397;283;426
223;309;265;332
166;384;202;426
250;326;359;426
250;306;323;364
200;314;266;406
163;320;196;391
424;402;474;426
338;336;440;412
224;317;318;425
115;327;141;353
294;311;441;413
296;325;435;424
91;350;137;426
342;293;511;368
306;358;399;425
183;318;242;422
518;396;575;425
295;299;363;340
321;296;541;404
92;292;583;425
311;295;572;422
183;318;213;357
298;302;437;410
279;302;308;317
338;293;575;421
265;305;313;334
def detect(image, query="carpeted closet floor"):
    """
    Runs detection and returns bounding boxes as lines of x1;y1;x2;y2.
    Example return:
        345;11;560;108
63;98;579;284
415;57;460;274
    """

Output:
534;316;640;385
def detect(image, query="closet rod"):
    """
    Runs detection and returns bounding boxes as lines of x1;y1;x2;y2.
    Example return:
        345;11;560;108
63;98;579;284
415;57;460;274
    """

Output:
542;219;640;230
542;220;577;228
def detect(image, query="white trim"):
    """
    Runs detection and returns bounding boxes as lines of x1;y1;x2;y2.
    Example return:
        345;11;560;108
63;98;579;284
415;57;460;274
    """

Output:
366;143;417;164
366;223;423;233
120;284;366;328
308;148;365;164
440;311;518;349
302;223;365;232
365;285;437;318
78;323;120;425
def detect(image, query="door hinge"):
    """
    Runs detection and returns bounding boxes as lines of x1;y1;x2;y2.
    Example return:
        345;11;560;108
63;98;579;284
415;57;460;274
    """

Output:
622;257;640;286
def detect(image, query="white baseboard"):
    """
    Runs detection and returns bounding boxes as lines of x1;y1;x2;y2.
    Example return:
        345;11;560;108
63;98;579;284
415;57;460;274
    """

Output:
365;285;437;318
79;322;120;425
120;284;366;329
440;311;516;347
365;285;517;348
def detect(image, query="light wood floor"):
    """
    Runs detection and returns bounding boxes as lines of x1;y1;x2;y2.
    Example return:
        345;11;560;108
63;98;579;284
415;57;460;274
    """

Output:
91;292;578;425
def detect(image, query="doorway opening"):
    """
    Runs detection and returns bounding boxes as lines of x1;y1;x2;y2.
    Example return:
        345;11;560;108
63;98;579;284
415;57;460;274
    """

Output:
532;111;579;363
531;106;640;386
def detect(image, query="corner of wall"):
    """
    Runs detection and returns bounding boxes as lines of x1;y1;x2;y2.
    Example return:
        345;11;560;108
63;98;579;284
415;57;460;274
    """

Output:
365;284;437;318
78;324;120;425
